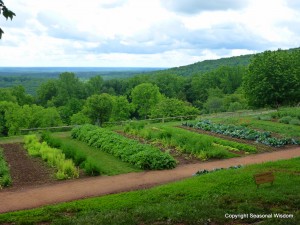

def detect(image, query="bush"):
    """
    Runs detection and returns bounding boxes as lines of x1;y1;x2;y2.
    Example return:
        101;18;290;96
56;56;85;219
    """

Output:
279;116;293;124
289;118;300;125
0;149;12;188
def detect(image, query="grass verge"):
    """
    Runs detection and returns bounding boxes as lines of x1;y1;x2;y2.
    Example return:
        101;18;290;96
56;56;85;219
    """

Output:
0;157;299;224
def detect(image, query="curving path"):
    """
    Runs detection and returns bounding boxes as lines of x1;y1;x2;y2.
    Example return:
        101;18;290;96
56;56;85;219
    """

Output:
0;147;299;214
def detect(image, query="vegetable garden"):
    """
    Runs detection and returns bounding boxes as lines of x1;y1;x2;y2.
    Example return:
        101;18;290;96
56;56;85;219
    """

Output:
122;122;257;160
182;120;299;147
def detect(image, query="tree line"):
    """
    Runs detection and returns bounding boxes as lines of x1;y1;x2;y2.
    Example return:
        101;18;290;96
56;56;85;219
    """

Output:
0;48;299;136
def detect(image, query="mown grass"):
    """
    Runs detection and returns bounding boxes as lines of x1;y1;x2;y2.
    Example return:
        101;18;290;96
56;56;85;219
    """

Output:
52;132;141;175
0;135;24;144
211;117;300;139
0;157;299;225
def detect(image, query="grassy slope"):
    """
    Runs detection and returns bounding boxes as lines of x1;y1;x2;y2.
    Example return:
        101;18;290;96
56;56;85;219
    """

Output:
1;157;299;225
211;117;300;138
53;132;141;175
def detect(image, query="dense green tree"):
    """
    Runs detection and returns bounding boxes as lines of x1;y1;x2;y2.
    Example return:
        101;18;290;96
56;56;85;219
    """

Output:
243;49;300;107
83;94;113;125
53;72;86;106
11;85;33;105
58;98;84;125
0;1;15;39
131;83;162;118
36;80;58;106
0;101;18;136
70;112;91;125
111;96;134;121
152;73;185;99
86;76;104;96
150;98;199;118
0;89;17;103
203;97;224;113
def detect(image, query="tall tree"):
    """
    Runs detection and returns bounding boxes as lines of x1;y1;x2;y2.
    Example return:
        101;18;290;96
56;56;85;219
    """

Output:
243;49;300;107
83;94;113;125
131;83;162;118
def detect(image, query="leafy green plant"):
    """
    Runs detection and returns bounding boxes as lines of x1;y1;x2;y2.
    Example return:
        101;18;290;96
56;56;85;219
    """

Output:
0;148;11;188
24;135;79;180
41;131;101;176
279;116;293;124
71;125;176;170
289;118;300;126
184;120;299;147
124;124;256;160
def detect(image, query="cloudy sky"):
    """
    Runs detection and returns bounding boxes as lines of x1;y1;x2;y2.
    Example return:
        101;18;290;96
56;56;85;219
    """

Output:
0;0;300;67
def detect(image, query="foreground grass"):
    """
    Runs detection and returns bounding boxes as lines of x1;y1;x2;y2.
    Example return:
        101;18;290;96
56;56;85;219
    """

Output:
53;132;141;175
1;158;299;225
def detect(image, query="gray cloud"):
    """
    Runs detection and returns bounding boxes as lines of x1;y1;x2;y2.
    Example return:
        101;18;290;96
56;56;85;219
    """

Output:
78;21;270;56
37;12;90;41
162;0;245;14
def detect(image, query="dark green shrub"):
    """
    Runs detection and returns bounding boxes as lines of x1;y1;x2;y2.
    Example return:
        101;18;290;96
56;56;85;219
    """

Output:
289;118;300;125
279;116;293;124
83;160;101;176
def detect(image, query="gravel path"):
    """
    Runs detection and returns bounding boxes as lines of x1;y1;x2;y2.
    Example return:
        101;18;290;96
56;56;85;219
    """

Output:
0;147;299;214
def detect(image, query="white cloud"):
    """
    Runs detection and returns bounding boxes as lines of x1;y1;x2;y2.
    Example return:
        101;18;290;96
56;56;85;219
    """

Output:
0;0;299;67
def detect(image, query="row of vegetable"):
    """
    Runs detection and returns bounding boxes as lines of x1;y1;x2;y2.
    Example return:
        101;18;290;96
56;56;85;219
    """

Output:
182;120;299;147
41;132;102;175
123;123;257;161
0;148;11;188
71;125;177;170
24;135;79;180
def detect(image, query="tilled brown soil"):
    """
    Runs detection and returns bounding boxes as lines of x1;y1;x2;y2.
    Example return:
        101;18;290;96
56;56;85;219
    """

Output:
0;143;56;190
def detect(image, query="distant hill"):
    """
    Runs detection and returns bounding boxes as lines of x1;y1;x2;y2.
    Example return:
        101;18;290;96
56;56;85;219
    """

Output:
163;54;253;76
161;47;300;76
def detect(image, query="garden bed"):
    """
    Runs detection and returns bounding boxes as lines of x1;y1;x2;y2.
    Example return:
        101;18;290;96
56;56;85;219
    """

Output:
116;131;200;165
0;143;56;190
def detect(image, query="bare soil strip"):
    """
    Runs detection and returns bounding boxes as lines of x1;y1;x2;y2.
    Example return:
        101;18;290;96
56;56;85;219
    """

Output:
0;147;299;214
0;143;56;189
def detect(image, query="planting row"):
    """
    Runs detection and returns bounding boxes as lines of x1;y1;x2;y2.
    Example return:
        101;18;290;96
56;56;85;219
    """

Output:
0;148;11;188
182;120;299;147
41;132;102;175
24;135;79;180
124;123;257;161
71;125;176;170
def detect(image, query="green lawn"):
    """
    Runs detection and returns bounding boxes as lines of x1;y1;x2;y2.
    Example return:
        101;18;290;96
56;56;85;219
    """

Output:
0;135;24;144
52;132;141;175
2;157;299;225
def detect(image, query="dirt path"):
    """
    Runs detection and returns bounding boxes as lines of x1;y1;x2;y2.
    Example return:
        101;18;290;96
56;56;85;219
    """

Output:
0;147;299;214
